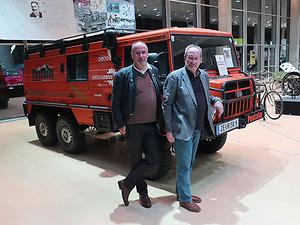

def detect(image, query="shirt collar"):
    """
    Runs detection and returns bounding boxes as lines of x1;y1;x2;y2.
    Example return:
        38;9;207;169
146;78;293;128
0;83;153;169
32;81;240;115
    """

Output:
185;67;200;78
133;63;151;75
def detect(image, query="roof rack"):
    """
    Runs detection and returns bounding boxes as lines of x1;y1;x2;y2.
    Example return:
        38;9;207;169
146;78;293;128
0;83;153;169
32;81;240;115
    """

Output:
25;28;148;56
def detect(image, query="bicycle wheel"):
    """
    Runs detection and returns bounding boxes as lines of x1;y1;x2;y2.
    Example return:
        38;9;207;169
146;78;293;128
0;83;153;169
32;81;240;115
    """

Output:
263;91;283;120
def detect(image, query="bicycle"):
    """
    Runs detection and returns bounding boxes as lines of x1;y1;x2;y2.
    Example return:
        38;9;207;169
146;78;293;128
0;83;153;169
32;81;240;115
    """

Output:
250;69;284;93
255;78;284;120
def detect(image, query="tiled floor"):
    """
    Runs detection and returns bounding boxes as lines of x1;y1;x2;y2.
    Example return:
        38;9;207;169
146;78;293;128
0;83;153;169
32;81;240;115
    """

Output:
0;115;300;225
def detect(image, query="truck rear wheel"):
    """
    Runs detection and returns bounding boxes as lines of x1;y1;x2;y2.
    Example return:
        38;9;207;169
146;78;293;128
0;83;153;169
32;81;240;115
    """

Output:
56;116;84;154
146;137;172;181
198;133;227;154
35;112;57;146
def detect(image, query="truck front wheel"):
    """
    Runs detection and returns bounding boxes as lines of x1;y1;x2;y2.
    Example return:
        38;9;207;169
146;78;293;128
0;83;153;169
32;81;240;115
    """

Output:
35;112;57;146
56;116;85;154
0;93;8;109
198;133;227;154
146;136;172;181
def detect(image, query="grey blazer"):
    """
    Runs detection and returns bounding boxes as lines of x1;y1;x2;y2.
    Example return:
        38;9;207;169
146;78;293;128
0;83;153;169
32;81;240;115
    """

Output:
162;67;220;141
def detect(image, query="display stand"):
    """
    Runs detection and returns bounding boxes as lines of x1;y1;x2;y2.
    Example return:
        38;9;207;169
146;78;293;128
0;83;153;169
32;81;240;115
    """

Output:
280;96;300;115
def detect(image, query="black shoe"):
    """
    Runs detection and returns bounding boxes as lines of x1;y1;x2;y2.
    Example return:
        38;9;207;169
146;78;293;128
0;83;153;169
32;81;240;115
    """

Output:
139;194;152;208
118;180;131;206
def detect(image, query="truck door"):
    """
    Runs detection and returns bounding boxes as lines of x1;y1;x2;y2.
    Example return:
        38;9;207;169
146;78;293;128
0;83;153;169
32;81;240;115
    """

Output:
66;53;90;106
88;48;117;108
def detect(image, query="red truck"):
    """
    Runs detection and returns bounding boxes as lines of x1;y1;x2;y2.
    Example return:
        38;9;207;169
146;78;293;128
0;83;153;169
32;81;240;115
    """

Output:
3;68;24;93
23;28;264;180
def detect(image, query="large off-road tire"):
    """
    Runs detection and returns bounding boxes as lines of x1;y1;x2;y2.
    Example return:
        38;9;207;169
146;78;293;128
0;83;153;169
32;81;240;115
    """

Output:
146;136;172;181
35;112;57;146
0;93;8;109
197;133;227;154
56;116;85;154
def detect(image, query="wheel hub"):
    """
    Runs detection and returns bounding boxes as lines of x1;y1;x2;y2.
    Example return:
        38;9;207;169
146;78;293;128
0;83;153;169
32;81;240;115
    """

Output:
61;126;72;144
39;121;48;137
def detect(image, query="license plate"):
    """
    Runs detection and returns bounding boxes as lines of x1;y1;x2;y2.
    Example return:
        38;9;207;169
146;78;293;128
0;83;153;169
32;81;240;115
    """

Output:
216;118;239;135
247;111;263;124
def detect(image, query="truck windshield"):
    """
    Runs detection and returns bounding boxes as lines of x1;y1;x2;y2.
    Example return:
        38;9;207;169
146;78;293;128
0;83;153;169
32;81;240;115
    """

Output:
171;34;239;71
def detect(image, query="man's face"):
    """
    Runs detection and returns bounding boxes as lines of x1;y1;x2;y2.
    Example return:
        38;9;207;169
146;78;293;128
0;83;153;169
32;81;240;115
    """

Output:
185;47;202;74
31;2;38;12
131;43;148;69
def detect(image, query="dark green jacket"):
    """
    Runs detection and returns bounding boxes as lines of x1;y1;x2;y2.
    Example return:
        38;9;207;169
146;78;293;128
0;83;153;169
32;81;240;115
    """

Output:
112;64;164;131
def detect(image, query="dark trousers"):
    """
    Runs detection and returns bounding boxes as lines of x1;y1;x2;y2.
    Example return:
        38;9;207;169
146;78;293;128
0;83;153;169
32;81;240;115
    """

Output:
124;123;161;195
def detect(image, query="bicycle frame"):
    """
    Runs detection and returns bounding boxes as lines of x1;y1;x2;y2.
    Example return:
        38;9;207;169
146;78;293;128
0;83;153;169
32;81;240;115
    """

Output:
255;79;283;120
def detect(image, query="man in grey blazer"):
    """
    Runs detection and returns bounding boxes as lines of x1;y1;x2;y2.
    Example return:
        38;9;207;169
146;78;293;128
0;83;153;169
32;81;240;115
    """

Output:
162;44;223;213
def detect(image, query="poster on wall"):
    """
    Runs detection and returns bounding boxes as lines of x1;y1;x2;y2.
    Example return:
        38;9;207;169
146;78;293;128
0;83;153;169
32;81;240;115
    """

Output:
107;0;135;32
0;0;77;40
74;0;135;33
249;50;256;65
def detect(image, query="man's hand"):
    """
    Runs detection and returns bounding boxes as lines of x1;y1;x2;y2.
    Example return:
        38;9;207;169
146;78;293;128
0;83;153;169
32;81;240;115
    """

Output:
119;126;126;135
166;131;175;143
214;101;224;115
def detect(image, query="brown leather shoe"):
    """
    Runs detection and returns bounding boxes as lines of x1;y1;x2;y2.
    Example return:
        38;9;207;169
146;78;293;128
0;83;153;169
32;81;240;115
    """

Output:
139;194;152;208
191;195;202;203
176;195;202;203
179;202;201;213
118;180;131;206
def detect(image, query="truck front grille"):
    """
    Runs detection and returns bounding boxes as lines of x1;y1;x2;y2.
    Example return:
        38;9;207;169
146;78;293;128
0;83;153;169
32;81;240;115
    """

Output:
223;79;254;119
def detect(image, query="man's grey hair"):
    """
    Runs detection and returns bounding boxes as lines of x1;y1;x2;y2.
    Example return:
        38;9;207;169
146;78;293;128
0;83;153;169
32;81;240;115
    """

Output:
184;44;202;59
131;41;148;54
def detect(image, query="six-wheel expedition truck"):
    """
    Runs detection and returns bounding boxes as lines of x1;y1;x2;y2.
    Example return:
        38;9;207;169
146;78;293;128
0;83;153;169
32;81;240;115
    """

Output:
23;27;264;180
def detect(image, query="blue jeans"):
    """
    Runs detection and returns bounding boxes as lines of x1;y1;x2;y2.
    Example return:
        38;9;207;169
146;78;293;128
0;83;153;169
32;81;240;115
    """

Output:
174;130;201;202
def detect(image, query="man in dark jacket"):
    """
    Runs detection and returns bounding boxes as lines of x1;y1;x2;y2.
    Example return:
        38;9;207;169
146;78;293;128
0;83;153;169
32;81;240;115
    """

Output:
112;41;163;208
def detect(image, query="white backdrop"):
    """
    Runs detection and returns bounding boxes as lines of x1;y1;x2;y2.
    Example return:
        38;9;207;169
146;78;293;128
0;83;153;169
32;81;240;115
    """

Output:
0;0;77;40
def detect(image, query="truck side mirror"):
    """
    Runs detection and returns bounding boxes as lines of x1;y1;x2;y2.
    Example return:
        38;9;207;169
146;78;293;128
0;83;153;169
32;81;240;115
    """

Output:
148;52;168;77
103;31;118;49
148;53;159;65
103;30;121;69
